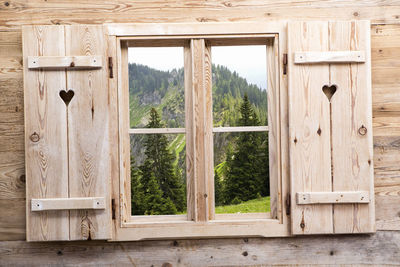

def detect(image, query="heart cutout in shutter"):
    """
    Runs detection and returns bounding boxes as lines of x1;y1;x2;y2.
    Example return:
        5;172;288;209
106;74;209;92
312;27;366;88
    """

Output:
59;89;74;106
322;84;337;102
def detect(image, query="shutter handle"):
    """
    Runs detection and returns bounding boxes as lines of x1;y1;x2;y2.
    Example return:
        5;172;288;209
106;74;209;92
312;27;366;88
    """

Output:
358;125;367;136
30;132;40;142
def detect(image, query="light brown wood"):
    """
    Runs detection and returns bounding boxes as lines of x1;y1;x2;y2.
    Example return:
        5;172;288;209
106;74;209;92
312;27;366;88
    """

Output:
212;126;268;133
188;39;213;222
31;197;106;211
27;56;102;69
329;21;375;234
65;25;112;240
1;231;400;265
289;21;375;235
294;51;365;64
128;128;185;134
288;21;333;235
296;192;370;205
23;25;70;241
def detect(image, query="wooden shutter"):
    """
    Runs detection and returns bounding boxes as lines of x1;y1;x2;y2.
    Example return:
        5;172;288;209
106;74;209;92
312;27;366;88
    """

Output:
288;21;375;234
23;25;112;241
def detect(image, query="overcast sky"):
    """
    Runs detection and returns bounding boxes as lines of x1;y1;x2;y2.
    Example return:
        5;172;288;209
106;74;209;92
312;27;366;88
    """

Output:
128;45;267;90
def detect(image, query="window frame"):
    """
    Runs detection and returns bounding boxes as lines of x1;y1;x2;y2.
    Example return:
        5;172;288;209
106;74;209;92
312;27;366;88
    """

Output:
109;22;290;241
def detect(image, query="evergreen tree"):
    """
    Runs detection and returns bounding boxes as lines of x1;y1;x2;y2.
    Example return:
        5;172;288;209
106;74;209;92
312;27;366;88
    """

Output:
142;108;186;212
130;156;145;215
214;170;224;206
140;158;177;215
224;94;268;203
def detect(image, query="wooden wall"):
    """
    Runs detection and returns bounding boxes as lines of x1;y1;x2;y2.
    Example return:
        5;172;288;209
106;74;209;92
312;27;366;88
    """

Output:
1;0;400;265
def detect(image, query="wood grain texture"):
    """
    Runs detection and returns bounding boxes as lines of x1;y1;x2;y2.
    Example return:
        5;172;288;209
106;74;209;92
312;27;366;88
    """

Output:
0;0;399;251
28;55;102;69
65;25;111;240
1;1;400;30
1;231;400;266
288;21;333;235
22;25;69;241
329;21;375;234
294;51;365;64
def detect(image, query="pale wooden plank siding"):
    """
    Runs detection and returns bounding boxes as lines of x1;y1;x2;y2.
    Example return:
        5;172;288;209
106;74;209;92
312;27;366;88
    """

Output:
65;25;111;240
329;21;375;233
288;21;333;234
22;26;70;241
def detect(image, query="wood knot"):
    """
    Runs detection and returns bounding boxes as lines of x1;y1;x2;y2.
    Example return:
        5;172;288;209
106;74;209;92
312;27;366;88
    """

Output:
30;132;40;142
4;2;10;6
70;62;75;67
294;138;297;144
242;251;248;257
317;127;322;136
161;263;173;267
358;125;367;136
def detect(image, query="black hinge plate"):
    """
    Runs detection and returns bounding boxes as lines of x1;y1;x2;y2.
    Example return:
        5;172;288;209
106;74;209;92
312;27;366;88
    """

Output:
111;198;116;220
283;53;288;75
108;57;114;79
286;193;291;216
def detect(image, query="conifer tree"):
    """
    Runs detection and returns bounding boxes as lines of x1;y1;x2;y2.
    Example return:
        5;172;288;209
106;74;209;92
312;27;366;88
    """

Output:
142;108;186;212
140;158;177;215
224;94;266;203
130;156;145;215
214;170;224;206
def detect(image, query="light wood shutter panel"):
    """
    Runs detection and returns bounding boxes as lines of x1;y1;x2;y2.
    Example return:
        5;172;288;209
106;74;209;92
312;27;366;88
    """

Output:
23;25;112;241
288;21;375;235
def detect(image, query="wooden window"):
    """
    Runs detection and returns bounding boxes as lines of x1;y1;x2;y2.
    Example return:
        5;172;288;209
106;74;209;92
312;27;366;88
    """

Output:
113;23;289;240
22;20;375;242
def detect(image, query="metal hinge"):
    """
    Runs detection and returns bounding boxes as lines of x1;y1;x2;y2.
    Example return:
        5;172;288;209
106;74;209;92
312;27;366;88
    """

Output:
283;53;288;75
108;57;114;78
285;193;291;216
111;198;116;220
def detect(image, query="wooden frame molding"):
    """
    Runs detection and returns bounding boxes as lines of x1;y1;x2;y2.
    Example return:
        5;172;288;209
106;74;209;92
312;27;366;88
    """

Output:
111;22;290;241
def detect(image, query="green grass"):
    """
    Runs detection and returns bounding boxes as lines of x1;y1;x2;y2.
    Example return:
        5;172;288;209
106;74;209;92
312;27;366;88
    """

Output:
168;134;185;166
215;196;270;214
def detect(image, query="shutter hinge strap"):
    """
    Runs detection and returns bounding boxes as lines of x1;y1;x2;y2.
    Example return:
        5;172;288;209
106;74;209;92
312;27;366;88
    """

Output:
111;198;116;220
285;193;291;216
108;57;114;78
283;53;288;75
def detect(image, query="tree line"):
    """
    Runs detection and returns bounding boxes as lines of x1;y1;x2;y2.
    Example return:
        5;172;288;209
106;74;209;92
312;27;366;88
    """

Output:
130;94;269;215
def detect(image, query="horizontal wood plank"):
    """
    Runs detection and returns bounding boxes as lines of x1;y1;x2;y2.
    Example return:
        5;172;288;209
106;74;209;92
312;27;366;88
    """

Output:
294;51;365;63
212;126;268;133
31;197;105;211
28;56;102;69
129;128;185;134
1;231;400;266
296;192;370;205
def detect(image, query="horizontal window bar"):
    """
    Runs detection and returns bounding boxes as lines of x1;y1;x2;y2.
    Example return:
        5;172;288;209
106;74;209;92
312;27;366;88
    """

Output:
212;126;268;133
129;128;185;134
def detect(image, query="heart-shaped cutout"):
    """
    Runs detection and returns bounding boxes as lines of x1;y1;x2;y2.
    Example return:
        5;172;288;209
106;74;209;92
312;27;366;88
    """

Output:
59;89;74;106
322;84;337;102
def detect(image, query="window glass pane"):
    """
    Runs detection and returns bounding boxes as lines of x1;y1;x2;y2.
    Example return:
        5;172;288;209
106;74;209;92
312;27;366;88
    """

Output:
130;133;186;215
128;47;185;128
211;45;268;127
214;131;270;214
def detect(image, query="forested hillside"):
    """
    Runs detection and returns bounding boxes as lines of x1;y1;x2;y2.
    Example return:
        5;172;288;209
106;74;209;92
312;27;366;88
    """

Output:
129;63;269;215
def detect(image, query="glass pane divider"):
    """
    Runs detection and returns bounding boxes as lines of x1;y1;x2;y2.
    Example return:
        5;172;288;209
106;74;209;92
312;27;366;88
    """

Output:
129;128;186;134
212;126;268;133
